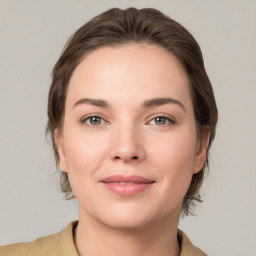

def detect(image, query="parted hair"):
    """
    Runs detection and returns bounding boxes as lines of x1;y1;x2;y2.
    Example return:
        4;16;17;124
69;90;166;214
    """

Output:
47;7;218;216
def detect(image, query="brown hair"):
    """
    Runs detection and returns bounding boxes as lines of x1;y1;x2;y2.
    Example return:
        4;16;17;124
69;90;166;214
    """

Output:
47;7;218;216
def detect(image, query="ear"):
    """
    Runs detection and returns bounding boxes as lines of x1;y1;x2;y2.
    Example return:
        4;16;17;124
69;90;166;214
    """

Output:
54;129;67;172
193;126;210;174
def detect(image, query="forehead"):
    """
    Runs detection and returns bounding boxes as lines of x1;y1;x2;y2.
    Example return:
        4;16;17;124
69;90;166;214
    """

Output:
67;43;191;108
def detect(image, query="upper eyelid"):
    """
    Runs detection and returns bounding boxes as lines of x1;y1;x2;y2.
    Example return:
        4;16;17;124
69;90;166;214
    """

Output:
81;116;109;128
147;113;176;122
148;117;175;125
79;112;176;123
80;113;107;121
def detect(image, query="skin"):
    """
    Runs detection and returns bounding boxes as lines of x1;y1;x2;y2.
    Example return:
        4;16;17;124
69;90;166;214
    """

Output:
55;44;209;256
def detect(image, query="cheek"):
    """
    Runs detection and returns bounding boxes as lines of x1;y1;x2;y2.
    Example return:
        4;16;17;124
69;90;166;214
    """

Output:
62;130;110;202
148;127;197;194
63;128;110;177
150;128;197;171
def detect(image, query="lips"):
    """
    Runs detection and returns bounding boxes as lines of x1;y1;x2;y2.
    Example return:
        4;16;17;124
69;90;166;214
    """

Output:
100;175;155;196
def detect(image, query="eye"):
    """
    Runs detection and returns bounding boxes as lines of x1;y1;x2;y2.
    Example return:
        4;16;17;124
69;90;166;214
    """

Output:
83;116;106;127
148;116;174;126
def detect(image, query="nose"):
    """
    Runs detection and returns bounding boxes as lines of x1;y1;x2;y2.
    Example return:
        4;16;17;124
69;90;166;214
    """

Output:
110;125;146;163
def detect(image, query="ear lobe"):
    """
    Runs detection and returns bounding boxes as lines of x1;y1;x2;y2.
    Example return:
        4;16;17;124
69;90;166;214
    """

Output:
54;129;67;172
193;127;210;174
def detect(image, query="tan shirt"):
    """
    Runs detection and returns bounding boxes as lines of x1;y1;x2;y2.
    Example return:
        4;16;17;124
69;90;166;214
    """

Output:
0;221;206;256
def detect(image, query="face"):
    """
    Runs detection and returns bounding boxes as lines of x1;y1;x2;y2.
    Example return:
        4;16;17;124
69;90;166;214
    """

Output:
55;44;209;230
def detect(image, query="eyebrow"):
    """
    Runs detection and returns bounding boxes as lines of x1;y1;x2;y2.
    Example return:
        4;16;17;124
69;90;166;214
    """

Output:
73;97;185;111
73;98;109;109
143;97;185;111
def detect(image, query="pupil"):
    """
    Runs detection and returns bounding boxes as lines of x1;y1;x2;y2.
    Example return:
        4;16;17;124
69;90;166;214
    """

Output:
156;117;165;125
91;117;100;125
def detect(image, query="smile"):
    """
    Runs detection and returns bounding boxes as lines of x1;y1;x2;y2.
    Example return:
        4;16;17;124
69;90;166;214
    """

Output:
100;175;155;196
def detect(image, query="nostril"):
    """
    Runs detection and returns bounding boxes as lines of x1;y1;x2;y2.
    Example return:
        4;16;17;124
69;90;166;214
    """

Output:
114;155;138;160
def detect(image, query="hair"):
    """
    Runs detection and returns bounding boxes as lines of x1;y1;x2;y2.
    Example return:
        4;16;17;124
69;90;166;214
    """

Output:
47;7;218;216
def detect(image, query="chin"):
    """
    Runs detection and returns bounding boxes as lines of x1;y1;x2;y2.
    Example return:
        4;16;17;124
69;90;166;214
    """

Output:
100;214;154;231
82;201;155;231
94;202;176;232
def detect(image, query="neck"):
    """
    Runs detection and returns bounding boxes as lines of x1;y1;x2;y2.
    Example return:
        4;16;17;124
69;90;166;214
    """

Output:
74;206;180;256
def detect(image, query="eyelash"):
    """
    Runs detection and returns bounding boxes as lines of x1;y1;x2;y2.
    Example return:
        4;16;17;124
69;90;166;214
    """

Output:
81;115;108;128
147;115;176;126
80;114;176;128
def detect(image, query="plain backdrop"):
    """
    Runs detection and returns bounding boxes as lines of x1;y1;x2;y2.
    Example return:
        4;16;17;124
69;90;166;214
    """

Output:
0;0;255;255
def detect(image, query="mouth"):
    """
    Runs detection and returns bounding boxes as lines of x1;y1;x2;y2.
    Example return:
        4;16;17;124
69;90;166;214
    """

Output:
100;175;155;196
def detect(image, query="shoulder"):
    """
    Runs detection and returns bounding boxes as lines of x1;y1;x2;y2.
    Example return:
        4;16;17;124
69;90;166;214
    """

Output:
178;229;207;256
0;221;79;256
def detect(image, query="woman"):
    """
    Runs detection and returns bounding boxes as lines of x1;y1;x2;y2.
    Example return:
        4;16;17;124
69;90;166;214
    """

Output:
1;7;217;256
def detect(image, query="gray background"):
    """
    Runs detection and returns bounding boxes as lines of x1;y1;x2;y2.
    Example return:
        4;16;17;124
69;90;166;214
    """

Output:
0;0;255;255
